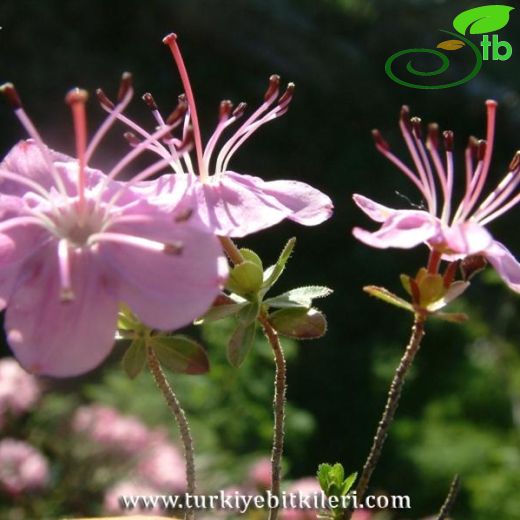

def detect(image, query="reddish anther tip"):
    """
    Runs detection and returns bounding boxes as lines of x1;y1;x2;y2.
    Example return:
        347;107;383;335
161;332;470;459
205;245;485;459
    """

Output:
410;117;422;139
372;129;390;151
509;150;520;171
400;105;411;129
96;89;115;110
485;99;498;108
232;102;247;118
0;83;22;109
427;123;440;149
117;72;133;102
65;88;89;105
443;130;454;151
279;82;295;106
264;74;281;101
163;242;184;255
477;139;487;161
162;33;178;45
166;99;188;125
219;99;233;119
124;131;141;146
142;92;158;111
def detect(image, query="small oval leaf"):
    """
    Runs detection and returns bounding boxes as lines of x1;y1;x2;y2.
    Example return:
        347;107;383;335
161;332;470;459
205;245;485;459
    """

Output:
270;308;327;340
122;338;146;379
228;322;256;367
437;39;466;51
453;5;514;35
363;285;414;312
150;335;209;375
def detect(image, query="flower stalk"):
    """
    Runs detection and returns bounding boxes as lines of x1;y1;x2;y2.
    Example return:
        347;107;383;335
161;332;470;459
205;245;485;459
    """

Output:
147;346;196;520
436;474;461;520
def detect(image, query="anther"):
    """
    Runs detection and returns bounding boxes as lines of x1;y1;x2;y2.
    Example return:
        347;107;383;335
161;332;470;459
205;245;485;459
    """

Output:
460;255;487;281
264;75;281;101
65;88;89;106
443;130;454;152
509;150;520;171
278;83;295;106
219;100;233;120
411;117;422;139
174;208;194;222
60;287;75;303
371;129;390;152
427;123;439;149
0;83;22;109
477;139;487;161
232;102;247;118
163;242;184;255
166;98;188;126
117;72;133;102
96;89;115;110
142;92;158;111
400;105;411;130
124;131;141;147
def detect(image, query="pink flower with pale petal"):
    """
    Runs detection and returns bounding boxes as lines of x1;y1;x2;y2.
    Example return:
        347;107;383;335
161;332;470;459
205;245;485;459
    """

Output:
0;438;49;495
249;456;272;490
103;479;167;516
0;81;227;377
353;101;520;292
98;33;333;238
281;477;325;520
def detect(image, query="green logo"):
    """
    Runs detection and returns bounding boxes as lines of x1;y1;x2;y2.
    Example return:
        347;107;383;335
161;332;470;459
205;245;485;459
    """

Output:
385;5;514;89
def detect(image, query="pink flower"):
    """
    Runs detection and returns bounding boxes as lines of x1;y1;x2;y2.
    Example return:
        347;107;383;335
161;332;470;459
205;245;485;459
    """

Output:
0;358;40;427
282;477;325;520
103;479;167;516
353;101;520;292
99;33;333;238
71;404;151;454
0;438;49;495
249;457;272;490
136;439;185;492
0;81;227;377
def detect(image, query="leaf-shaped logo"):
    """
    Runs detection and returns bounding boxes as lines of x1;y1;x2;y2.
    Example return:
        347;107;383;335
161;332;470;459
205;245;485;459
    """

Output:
437;39;466;51
453;5;514;35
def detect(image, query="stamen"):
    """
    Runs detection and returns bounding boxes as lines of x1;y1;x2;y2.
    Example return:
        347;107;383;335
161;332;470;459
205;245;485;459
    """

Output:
0;83;22;109
88;231;183;255
264;75;281;101
65;88;89;217
96;88;115;110
372;129;390;152
427;124;450;222
163;33;207;181
142;92;158;111
124;131;141;146
117;72;133;102
58;239;75;302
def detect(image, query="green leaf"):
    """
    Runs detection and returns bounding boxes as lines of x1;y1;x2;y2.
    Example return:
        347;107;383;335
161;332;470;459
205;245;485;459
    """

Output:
239;248;263;270
198;302;247;323
453;5;514;35
437;39;466;51
265;286;333;309
121;338;146;379
228;321;257;367
149;335;209;374
237;301;261;325
118;304;141;331
329;463;345;486
341;471;358;496
317;463;333;492
270;308;327;340
262;237;296;289
431;311;469;323
363;285;414;312
227;261;264;296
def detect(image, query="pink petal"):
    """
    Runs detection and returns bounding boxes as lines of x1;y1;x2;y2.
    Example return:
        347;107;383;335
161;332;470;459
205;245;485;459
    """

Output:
484;241;520;293
353;210;439;249
353;194;398;223
438;222;494;255
6;247;119;377
100;216;227;330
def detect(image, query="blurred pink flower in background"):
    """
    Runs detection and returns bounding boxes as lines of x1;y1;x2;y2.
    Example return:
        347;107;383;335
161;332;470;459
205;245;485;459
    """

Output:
0;438;49;495
281;477;325;520
71;404;151;454
249;456;272;490
136;439;185;492
0;358;40;428
103;479;166;517
351;510;374;520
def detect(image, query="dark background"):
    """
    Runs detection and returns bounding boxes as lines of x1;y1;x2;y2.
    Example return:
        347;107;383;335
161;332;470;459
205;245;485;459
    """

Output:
1;1;519;518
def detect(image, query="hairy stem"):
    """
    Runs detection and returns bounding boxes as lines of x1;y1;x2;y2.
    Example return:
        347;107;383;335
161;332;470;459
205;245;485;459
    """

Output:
354;313;426;504
147;346;196;520
436;475;461;520
260;314;287;520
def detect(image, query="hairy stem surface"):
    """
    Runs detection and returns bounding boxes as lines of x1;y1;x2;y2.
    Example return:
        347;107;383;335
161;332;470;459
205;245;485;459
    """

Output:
436;475;461;520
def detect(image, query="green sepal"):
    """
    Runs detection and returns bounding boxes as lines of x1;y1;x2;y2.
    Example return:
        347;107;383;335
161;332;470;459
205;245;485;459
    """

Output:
270;307;327;340
262;237;296;290
149;335;209;375
227;261;264;297
265;286;333;309
121;337;146;379
228;321;257;368
198;301;247;323
239;248;263;270
363;285;414;312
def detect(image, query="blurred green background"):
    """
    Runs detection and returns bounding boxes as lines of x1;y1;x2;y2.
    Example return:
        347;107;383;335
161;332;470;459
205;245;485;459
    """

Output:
1;1;519;518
